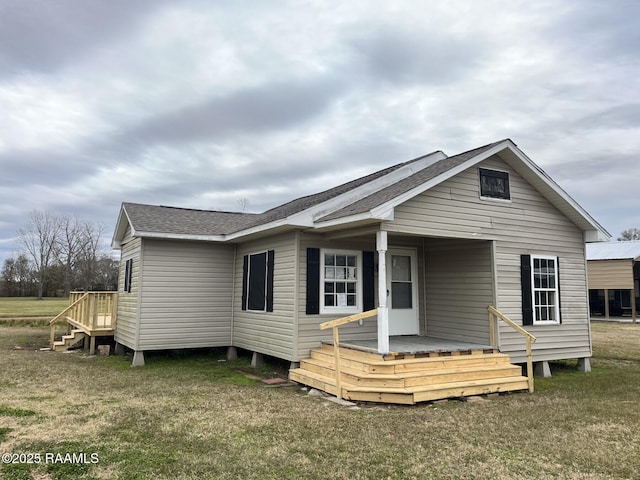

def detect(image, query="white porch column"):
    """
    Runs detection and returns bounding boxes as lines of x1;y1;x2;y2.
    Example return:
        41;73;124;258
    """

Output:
377;230;389;354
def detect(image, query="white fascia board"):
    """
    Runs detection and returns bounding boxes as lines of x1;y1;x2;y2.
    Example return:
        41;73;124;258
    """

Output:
225;218;294;241
584;230;612;243
136;231;227;243
312;211;389;230
111;206;133;249
289;150;447;225
369;141;511;219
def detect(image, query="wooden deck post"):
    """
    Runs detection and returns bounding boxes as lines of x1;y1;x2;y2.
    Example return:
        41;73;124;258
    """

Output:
631;289;636;323
333;326;342;399
526;336;534;393
376;230;389;355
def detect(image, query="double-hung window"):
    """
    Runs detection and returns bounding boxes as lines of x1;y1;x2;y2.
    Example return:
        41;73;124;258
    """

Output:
531;256;560;324
321;250;361;314
522;254;561;325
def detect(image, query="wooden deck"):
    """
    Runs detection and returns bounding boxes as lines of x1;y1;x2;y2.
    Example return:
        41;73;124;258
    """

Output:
50;292;117;354
290;338;530;404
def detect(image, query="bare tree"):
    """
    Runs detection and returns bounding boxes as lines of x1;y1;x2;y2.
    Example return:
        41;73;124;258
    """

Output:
17;210;62;299
238;197;250;212
618;228;640;241
55;214;83;295
76;221;105;290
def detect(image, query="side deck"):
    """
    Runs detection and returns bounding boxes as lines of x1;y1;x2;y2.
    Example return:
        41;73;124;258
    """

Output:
50;292;117;354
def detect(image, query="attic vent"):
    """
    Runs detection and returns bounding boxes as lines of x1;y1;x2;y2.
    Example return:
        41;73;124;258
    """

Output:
479;168;510;200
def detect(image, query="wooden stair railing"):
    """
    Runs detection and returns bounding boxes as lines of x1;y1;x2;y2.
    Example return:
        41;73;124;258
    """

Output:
49;292;118;350
49;292;90;347
488;305;537;393
319;309;378;400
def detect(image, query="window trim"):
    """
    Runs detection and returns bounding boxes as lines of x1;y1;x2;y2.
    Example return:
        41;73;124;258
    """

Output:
530;254;561;325
320;249;362;315
243;250;274;313
479;167;511;201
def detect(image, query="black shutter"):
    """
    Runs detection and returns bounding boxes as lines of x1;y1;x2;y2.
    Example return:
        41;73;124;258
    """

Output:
521;254;533;325
124;259;132;293
556;256;562;324
241;255;248;311
266;250;275;312
123;260;128;293
306;248;320;314
363;251;375;311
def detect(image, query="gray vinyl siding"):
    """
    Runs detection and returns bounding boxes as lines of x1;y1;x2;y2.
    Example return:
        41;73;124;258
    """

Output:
295;233;378;361
137;239;234;350
115;237;141;350
391;155;591;363
424;239;494;345
232;232;298;361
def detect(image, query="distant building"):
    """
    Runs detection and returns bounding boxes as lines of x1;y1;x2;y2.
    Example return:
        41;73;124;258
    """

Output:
586;241;640;321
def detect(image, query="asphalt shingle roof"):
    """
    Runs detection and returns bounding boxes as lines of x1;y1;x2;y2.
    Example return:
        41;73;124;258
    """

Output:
318;141;501;222
123;203;258;236
121;140;512;238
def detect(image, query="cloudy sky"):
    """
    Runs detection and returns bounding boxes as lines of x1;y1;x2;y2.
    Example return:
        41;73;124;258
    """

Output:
1;0;639;265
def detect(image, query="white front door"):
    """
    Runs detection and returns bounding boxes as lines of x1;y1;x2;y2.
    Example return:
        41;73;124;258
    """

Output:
387;248;419;336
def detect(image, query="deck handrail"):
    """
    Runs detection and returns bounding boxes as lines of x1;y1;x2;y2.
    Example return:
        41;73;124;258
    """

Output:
320;308;378;400
49;292;118;348
488;305;537;393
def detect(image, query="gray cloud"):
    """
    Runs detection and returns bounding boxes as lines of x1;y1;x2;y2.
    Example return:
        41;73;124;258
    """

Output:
574;104;640;131
547;0;640;62
348;26;488;86
0;0;168;75
0;0;639;267
0;149;97;186
120;75;348;146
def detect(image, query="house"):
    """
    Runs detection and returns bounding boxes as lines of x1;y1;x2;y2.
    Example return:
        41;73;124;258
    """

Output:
110;139;609;403
586;241;640;321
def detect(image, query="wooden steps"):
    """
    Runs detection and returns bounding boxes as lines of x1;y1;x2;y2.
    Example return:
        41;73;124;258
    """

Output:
52;329;86;351
289;344;530;404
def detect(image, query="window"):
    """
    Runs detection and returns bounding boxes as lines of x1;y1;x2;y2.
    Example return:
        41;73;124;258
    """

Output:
242;250;274;312
123;259;133;293
521;254;561;325
321;250;361;314
479;168;510;200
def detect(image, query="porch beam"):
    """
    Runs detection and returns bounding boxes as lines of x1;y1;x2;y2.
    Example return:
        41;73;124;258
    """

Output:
377;230;389;354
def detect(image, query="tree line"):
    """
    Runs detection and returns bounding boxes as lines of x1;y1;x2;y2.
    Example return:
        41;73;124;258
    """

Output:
1;210;119;298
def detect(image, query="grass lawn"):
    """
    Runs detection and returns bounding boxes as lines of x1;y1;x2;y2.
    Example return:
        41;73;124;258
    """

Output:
0;297;69;320
1;323;639;479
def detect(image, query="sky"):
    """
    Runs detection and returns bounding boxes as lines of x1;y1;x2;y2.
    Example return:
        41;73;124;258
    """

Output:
1;0;639;265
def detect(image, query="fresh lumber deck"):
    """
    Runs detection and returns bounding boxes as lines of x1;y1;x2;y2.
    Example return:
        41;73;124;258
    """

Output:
289;343;529;404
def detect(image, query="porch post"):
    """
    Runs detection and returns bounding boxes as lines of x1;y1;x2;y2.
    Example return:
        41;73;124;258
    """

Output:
377;230;389;354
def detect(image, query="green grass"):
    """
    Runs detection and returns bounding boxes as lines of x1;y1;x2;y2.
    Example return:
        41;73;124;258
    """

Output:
0;296;69;319
0;323;639;479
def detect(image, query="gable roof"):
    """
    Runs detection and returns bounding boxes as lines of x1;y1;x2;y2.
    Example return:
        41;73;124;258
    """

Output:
317;142;500;222
112;138;610;248
587;241;640;261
